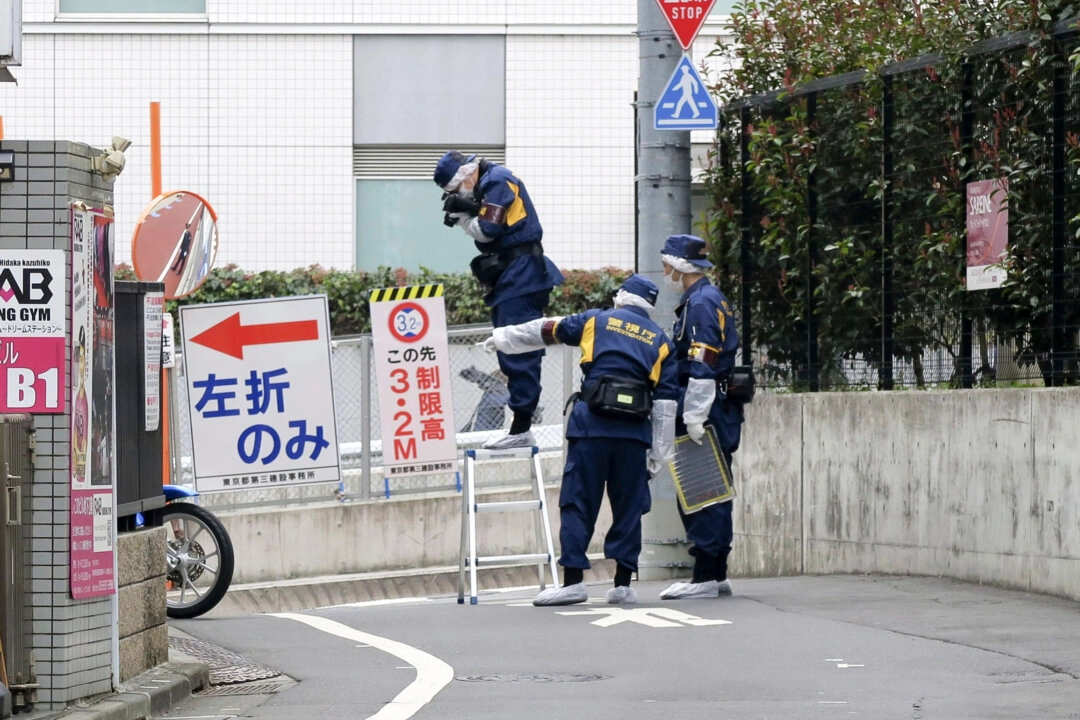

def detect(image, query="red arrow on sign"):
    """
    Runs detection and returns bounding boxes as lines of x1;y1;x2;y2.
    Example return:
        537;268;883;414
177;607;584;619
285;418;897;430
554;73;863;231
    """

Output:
190;312;319;359
655;0;716;50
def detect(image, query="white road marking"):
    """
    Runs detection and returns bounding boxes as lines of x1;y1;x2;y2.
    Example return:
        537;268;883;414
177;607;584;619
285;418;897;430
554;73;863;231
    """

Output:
273;613;453;720
555;607;732;628
336;597;433;608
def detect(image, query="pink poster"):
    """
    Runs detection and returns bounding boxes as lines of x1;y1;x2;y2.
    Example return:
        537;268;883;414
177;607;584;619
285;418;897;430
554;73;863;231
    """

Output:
966;178;1009;291
70;204;117;600
0;250;66;412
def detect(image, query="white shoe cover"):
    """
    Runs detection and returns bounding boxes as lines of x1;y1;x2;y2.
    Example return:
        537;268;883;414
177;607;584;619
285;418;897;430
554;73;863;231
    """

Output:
605;586;638;604
482;430;537;450
659;580;719;599
658;581;688;599
532;582;588;606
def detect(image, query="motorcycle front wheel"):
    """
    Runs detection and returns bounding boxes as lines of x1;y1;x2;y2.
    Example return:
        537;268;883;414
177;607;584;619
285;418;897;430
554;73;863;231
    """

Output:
164;502;235;619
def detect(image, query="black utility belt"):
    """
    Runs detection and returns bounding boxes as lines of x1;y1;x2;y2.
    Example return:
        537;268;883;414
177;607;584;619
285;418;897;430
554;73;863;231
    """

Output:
579;375;652;421
470;242;544;287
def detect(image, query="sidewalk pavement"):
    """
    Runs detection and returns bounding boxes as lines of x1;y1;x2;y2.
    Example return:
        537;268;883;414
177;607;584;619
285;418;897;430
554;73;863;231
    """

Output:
26;627;209;720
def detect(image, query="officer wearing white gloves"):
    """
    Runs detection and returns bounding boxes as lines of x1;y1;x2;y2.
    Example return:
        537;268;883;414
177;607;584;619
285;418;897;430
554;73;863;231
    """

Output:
482;274;679;606
434;150;564;450
657;235;744;601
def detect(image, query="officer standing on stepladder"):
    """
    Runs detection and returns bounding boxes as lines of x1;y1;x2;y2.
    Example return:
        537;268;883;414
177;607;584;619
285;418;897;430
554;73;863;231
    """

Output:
657;235;745;600
435;151;564;450
482;274;679;605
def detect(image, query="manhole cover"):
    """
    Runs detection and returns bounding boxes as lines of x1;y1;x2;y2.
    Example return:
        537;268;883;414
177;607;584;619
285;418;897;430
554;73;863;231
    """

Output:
169;636;281;685
456;673;610;683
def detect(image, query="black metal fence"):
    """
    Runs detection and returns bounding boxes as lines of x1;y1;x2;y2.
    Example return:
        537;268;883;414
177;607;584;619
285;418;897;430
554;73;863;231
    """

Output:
708;20;1080;391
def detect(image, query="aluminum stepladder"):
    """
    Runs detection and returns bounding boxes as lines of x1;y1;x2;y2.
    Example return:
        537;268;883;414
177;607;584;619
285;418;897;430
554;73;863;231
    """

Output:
458;445;559;604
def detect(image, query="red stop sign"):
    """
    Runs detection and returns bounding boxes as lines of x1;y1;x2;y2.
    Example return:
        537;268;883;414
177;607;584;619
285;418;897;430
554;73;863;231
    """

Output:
655;0;717;50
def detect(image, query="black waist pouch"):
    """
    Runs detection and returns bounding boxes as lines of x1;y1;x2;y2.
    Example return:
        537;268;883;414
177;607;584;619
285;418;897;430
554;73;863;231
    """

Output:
725;365;756;404
580;375;652;421
469;253;504;287
470;242;544;288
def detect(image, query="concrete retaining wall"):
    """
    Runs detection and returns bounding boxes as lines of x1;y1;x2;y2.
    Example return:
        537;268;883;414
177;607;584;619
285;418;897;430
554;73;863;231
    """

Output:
116;527;168;682
215;387;1080;602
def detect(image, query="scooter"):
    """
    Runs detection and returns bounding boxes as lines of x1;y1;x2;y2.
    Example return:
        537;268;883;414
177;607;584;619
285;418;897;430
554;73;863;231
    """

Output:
161;484;235;619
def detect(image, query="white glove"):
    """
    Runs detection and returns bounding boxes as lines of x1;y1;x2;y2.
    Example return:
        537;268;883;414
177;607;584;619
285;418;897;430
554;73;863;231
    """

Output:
646;452;664;478
650;398;677;463
477;336;498;353
485;318;563;355
685;422;705;445
462;216;492;243
682;377;716;427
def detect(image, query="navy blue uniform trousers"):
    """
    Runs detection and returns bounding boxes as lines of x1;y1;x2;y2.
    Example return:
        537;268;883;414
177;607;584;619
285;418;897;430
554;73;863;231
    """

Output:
558;436;651;572
490;290;549;417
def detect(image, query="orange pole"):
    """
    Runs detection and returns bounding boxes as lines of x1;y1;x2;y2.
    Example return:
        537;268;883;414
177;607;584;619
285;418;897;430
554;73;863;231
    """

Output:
152;101;171;484
161;367;171;485
150;102;162;198
0;115;5;140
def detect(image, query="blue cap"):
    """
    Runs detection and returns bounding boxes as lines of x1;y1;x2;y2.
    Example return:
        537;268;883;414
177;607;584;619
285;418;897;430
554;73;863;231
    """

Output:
619;273;659;306
661;234;714;268
433;150;477;189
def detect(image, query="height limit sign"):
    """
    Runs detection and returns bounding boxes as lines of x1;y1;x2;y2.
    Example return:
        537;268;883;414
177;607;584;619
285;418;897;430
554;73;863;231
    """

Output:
656;0;716;49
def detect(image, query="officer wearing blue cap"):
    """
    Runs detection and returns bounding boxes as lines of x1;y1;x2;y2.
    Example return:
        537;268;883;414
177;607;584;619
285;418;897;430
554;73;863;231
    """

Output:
657;234;744;600
434;150;564;449
482;274;680;606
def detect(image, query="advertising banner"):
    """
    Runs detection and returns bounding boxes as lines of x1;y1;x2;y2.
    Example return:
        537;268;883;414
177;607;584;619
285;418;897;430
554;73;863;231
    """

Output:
0;249;65;413
69;203;116;600
966;178;1009;291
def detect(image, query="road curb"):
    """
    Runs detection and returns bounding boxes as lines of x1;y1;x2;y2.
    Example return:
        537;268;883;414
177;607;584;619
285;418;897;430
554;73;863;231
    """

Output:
38;659;209;720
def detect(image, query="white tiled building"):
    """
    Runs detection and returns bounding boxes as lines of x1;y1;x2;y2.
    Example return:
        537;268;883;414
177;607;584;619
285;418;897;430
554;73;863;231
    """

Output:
1;0;733;274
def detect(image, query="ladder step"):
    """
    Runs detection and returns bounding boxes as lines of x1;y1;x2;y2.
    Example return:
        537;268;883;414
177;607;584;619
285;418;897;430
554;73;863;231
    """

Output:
466;447;539;461
475;500;543;513
467;553;550;566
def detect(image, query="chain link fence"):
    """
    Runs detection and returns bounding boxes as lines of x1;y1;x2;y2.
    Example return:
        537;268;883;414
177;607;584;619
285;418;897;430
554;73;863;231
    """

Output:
169;323;580;510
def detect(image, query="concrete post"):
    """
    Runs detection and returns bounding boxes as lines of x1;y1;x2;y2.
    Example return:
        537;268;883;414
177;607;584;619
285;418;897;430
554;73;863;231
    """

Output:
636;0;694;579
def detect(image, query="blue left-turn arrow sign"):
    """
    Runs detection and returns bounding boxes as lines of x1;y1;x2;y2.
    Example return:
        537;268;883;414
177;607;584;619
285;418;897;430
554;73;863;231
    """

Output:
654;54;718;131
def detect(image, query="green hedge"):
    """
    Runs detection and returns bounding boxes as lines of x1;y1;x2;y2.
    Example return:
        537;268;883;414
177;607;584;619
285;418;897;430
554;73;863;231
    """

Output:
117;264;632;336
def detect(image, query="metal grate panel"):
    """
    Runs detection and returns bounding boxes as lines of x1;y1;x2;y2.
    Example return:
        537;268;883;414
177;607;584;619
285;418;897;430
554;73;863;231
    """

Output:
353;145;506;178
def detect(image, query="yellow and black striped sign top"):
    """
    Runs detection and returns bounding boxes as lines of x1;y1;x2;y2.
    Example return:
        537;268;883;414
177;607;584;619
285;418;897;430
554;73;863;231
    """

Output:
369;285;444;303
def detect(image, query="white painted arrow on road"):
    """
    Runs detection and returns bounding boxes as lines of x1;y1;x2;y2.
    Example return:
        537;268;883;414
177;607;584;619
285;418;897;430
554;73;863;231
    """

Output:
555;607;732;628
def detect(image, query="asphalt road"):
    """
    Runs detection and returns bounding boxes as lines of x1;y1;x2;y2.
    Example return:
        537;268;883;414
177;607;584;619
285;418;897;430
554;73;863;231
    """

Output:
168;574;1080;720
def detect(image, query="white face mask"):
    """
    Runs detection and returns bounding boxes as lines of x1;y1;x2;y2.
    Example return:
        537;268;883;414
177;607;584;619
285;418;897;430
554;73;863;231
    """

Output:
663;271;681;293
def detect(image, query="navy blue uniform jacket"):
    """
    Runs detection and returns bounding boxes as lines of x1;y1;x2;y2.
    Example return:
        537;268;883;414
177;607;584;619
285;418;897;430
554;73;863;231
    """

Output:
552;305;679;445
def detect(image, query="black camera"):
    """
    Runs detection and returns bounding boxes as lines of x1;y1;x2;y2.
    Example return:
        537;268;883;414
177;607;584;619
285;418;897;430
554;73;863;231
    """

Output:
442;193;480;216
443;213;457;228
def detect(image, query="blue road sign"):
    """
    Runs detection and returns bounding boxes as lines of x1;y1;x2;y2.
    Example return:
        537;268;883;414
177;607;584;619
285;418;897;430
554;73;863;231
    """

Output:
654;54;717;131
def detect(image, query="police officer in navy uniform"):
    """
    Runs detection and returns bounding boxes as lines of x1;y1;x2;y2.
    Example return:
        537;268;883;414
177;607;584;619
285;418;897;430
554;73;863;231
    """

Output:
657;235;745;600
435;151;564;449
482;274;679;605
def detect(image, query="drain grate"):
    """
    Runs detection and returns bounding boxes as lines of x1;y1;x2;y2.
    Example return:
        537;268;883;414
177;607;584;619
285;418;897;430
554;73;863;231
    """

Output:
196;680;289;696
456;673;610;683
169;635;282;685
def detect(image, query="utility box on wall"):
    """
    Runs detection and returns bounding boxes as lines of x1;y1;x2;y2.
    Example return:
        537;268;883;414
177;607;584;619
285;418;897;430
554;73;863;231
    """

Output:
115;281;166;524
0;414;37;714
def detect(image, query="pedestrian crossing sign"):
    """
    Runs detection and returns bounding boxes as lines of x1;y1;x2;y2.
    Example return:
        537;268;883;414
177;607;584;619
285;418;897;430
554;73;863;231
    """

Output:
654;54;718;131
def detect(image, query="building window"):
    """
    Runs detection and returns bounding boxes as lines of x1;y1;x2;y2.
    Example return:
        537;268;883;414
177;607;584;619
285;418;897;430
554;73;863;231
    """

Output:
59;0;206;13
353;36;505;271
